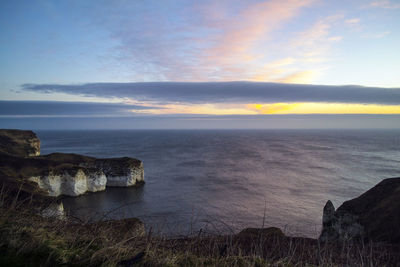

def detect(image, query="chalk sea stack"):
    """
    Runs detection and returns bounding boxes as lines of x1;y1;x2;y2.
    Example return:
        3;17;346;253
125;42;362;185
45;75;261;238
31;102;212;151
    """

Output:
0;129;144;197
320;177;400;244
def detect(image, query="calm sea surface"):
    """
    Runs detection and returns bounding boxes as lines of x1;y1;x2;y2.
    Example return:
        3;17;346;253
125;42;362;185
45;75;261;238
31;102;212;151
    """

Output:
37;129;400;238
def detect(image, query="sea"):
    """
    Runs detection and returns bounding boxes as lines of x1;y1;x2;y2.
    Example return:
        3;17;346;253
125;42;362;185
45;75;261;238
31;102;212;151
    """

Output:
36;129;400;238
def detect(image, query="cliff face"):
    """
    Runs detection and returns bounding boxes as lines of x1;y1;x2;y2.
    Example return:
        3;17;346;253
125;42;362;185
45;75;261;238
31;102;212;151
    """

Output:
31;154;144;196
92;158;144;186
0;129;40;157
28;166;107;197
320;177;400;244
0;129;144;197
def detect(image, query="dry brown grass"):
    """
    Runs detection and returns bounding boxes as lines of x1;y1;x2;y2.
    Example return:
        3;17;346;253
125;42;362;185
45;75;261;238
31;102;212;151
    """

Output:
1;185;399;267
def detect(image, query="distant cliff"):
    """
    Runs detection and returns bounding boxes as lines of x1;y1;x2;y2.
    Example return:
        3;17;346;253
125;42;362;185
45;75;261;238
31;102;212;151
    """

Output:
0;129;144;197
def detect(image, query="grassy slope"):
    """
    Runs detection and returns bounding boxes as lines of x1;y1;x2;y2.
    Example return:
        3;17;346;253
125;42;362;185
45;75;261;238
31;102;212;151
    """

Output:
1;192;399;267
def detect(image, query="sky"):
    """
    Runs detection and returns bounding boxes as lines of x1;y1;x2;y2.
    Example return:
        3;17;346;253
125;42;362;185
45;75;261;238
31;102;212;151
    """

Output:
0;0;400;129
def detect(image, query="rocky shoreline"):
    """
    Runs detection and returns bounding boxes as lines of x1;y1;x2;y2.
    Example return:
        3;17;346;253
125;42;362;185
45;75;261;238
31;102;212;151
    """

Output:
1;129;399;244
1;129;400;265
0;129;144;197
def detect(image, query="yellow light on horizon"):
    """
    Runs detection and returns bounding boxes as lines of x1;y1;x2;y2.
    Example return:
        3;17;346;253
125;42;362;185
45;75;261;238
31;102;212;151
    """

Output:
248;102;400;114
129;102;400;115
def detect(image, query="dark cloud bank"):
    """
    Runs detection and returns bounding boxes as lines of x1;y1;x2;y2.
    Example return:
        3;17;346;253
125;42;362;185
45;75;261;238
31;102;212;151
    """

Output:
22;82;400;105
3;82;400;129
0;101;159;117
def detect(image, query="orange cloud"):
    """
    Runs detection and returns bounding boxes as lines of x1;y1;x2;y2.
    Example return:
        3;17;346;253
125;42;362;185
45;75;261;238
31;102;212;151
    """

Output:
204;0;315;76
276;70;318;84
246;14;342;84
251;57;296;81
164;1;348;84
210;0;313;55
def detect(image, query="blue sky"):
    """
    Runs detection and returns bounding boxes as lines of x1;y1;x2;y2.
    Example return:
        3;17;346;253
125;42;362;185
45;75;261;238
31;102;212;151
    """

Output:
0;0;400;128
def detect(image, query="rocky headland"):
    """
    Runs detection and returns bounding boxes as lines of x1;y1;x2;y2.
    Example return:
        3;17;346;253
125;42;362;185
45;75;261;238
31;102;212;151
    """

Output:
320;177;400;244
0;129;144;197
1;129;399;266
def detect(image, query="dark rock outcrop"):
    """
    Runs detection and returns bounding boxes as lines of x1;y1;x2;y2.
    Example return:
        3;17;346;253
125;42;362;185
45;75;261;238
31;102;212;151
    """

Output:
0;129;144;197
0;129;40;157
320;177;400;243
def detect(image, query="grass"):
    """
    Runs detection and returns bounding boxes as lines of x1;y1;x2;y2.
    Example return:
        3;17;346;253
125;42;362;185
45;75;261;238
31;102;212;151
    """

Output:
1;185;399;266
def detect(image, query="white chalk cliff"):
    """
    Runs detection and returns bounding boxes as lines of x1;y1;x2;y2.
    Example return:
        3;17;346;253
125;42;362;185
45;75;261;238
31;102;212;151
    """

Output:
29;169;108;197
0;129;144;198
27;156;144;197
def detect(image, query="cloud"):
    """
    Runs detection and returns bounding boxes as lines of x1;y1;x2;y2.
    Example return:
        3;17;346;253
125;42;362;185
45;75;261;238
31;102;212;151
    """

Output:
249;15;344;83
0;100;161;117
345;18;360;25
203;0;314;73
289;15;343;59
22;82;400;105
369;0;400;9
87;0;317;82
276;70;317;84
362;31;391;39
77;0;354;85
328;36;343;42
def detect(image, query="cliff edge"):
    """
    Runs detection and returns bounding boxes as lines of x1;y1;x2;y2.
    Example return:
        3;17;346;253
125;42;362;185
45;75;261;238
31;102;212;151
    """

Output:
0;129;40;157
0;129;144;197
320;177;400;244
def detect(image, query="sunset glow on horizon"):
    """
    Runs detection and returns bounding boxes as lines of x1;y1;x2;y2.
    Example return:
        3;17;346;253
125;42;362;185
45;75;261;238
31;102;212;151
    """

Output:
132;102;400;115
1;0;400;128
